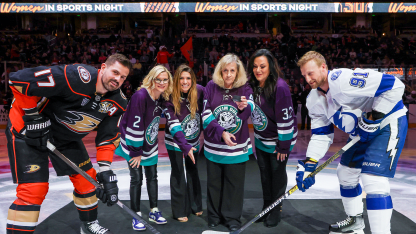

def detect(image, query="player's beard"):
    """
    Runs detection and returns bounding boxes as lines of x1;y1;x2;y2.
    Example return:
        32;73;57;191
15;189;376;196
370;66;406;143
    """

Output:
311;71;326;89
102;73;120;92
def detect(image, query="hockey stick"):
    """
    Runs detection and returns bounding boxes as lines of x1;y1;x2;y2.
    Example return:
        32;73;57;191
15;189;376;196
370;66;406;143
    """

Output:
46;140;162;234
201;136;361;234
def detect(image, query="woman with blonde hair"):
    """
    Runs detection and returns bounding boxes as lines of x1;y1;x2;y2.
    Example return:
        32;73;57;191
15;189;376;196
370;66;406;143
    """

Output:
201;54;254;231
163;64;204;222
115;65;173;231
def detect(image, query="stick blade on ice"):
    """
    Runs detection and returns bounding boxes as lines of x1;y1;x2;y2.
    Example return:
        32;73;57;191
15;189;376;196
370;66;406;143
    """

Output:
201;231;230;234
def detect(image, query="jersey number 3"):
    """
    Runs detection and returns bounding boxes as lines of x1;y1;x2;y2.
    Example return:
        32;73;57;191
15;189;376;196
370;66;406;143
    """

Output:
35;69;56;87
282;107;293;120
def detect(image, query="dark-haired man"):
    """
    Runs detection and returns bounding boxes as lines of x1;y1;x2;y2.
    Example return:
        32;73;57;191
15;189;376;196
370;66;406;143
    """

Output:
6;54;131;234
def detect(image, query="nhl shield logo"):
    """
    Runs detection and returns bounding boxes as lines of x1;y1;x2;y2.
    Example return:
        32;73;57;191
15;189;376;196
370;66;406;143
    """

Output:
146;116;161;145
77;66;91;83
213;105;242;134
251;105;268;131
181;113;201;140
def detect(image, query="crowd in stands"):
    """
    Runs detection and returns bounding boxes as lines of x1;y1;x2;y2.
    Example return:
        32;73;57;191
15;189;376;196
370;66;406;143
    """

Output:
2;22;416;108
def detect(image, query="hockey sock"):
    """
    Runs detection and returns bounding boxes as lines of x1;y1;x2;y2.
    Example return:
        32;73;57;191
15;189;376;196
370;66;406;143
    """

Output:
366;194;392;234
7;199;41;234
340;184;364;216
362;173;392;234
73;190;98;222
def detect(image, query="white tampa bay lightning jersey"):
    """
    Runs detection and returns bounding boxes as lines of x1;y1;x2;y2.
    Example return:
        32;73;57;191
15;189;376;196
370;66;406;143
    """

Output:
306;68;406;162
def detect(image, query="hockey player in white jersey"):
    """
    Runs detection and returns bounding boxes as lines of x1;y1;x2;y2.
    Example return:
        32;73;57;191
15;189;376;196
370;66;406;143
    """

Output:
295;51;407;234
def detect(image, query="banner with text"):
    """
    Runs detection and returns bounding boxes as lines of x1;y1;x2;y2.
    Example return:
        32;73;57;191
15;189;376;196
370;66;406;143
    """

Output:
1;2;416;13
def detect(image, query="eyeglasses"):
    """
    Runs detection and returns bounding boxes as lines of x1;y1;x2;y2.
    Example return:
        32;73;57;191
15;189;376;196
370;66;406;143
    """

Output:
155;79;169;84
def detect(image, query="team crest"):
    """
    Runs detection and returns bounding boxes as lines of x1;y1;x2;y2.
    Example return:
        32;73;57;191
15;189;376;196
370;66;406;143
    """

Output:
251;105;268;131
331;70;342;81
146;116;161;145
181;113;200;140
77;66;91;83
213;105;241;134
24;165;40;173
55;111;101;133
98;102;118;116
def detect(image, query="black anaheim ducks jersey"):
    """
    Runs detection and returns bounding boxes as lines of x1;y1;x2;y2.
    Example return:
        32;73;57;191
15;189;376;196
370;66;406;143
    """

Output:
9;64;127;147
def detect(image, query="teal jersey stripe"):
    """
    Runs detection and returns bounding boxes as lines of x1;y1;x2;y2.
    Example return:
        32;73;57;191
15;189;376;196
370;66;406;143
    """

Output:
166;143;200;153
290;144;294;151
248;101;255;112
254;138;275;154
203;114;216;129
115;146;132;161
278;132;293;141
204;148;251;164
126;138;143;148
170;125;182;137
140;155;158;166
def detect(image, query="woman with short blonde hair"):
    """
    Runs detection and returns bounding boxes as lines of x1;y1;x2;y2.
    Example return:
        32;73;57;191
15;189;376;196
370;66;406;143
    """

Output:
201;54;254;231
116;65;172;231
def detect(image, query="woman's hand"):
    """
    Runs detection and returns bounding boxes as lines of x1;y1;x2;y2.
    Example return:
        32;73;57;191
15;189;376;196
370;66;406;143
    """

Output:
222;131;237;147
187;147;197;164
274;150;287;162
235;96;248;111
129;156;142;168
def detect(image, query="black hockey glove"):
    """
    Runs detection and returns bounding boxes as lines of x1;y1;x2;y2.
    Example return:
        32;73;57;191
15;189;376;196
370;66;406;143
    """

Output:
96;170;119;206
23;114;52;151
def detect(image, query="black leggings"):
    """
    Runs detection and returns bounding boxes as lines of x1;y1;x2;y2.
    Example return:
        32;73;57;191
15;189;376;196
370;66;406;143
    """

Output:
129;164;158;212
255;148;289;208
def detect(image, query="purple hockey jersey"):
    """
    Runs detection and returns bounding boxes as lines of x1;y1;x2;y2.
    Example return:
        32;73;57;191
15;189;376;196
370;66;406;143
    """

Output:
163;85;204;154
202;80;254;164
115;88;164;166
251;78;297;154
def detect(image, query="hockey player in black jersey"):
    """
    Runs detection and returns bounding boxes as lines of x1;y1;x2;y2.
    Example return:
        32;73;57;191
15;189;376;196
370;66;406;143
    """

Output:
6;54;131;234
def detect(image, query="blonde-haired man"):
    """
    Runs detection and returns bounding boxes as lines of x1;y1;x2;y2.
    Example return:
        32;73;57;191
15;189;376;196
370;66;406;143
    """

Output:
296;51;407;234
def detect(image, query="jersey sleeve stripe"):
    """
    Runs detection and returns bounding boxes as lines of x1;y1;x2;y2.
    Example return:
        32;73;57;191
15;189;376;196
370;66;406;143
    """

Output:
169;122;181;132
247;100;255;112
278;132;294;141
203;113;215;129
312;124;334;135
375;74;396;97
126;127;144;135
277;127;294;135
170;125;182;137
277;119;294;127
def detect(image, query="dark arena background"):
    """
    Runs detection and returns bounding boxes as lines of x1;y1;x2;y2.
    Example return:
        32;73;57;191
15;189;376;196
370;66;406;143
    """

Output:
1;1;416;233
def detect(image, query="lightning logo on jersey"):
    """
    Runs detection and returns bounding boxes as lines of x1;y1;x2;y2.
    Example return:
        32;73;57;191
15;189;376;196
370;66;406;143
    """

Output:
387;121;400;170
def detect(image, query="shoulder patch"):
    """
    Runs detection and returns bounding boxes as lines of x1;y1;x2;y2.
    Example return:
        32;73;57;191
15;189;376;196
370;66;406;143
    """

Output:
77;66;91;83
331;70;342;81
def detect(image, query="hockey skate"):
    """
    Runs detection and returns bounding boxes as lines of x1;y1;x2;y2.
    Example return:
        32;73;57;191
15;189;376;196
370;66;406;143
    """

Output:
329;214;364;234
80;220;113;234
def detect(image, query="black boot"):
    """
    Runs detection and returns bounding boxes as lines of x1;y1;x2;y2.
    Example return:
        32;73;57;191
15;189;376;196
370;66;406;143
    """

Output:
255;199;271;223
264;204;282;228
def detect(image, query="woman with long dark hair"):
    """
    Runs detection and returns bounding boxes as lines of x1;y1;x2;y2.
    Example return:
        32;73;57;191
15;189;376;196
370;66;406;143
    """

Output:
163;64;204;222
248;49;298;227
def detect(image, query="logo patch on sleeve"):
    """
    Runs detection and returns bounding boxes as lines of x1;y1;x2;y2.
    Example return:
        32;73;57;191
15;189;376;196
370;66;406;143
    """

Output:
77;66;91;83
331;70;342;81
